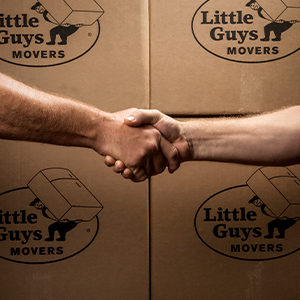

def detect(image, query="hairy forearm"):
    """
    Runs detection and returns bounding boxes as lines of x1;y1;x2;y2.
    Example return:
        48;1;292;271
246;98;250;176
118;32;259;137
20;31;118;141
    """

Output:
0;73;109;150
0;74;173;181
182;106;300;165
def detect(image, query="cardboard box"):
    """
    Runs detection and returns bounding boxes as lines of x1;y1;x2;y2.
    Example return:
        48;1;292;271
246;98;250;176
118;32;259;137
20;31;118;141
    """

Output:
0;0;149;112
150;0;300;115
0;0;150;298
150;162;300;299
1;0;299;298
0;145;149;300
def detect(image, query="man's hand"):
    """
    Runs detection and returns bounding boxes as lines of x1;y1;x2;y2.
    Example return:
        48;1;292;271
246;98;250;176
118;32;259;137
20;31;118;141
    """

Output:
106;107;300;168
0;74;179;183
98;109;180;182
104;109;192;179
125;109;191;160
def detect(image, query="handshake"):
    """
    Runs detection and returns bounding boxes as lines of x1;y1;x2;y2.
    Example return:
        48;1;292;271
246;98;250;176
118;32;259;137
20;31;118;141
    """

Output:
1;73;298;175
97;108;192;182
95;105;300;182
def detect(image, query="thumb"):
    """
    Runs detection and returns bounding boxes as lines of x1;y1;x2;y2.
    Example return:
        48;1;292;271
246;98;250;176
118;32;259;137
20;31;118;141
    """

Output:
124;109;162;127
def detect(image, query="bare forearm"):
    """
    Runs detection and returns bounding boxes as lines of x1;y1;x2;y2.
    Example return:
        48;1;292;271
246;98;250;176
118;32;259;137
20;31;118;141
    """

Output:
0;73;109;150
182;107;300;165
0;74;175;181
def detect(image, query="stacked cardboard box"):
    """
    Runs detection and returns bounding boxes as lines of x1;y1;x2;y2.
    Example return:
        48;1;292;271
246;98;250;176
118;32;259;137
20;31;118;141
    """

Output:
150;0;300;299
0;0;299;299
151;162;300;299
0;0;149;299
150;0;300;115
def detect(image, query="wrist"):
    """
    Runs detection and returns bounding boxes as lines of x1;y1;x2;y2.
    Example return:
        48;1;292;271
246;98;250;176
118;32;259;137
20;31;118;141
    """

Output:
180;120;211;161
89;110;115;155
176;121;194;161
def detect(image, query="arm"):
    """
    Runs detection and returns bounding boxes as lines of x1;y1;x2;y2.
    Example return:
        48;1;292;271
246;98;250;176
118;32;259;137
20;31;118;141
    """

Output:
105;107;300;175
0;73;179;181
182;107;300;165
42;207;56;220
43;11;57;25
257;7;270;21
0;73;104;148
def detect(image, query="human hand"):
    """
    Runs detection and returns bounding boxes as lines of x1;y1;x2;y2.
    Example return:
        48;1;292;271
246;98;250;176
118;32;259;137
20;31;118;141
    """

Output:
96;109;180;182
104;109;192;178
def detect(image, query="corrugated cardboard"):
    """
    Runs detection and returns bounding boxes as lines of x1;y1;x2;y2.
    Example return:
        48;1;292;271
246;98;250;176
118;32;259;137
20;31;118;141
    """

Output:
0;144;149;300
151;161;300;299
1;0;299;299
0;0;149;299
150;0;300;115
0;0;149;112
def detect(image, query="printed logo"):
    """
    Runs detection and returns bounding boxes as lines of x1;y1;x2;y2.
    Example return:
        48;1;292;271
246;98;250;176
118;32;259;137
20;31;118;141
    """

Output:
192;0;300;63
195;167;299;261
0;168;103;264
0;0;104;67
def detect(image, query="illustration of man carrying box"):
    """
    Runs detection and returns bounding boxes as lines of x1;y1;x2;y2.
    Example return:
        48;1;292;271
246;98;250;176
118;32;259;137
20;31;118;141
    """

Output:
246;0;298;41
31;0;104;45
30;197;79;241
248;195;298;239
247;167;300;239
27;168;103;242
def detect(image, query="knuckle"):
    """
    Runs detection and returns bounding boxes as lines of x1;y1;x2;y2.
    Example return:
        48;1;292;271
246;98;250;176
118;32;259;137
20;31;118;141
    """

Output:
128;161;139;169
170;146;179;158
126;158;138;169
152;129;160;139
138;149;147;159
147;141;159;152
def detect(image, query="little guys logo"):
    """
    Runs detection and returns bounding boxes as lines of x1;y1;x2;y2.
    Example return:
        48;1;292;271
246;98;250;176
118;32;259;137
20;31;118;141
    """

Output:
0;0;104;67
0;168;103;264
195;167;299;261
192;0;300;63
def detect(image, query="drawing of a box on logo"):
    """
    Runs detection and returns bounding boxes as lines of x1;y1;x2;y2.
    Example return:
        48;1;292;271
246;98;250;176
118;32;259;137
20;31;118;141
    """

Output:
247;167;300;219
39;0;104;26
256;0;300;21
27;168;103;222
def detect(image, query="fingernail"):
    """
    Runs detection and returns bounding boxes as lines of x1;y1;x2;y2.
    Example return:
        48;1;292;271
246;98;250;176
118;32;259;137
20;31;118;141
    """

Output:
127;115;135;122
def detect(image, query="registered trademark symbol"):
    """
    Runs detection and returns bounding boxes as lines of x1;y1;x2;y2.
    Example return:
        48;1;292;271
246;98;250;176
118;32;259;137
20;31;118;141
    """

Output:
88;33;92;37
86;228;91;233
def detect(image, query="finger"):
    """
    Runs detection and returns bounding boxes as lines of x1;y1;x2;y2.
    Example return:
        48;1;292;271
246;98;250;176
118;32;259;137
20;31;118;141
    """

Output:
132;168;148;182
113;160;126;173
125;109;162;127
121;168;133;179
160;137;180;173
105;156;116;167
153;154;167;175
125;109;177;144
144;154;155;178
147;152;167;176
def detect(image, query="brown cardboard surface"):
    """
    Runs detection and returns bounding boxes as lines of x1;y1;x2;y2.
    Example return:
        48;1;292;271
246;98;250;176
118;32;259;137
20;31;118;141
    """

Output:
151;162;300;299
0;0;149;299
0;142;149;300
150;0;300;115
0;0;149;112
